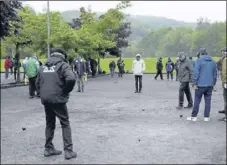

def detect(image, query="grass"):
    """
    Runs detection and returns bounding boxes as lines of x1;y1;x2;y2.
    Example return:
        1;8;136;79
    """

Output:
1;57;220;73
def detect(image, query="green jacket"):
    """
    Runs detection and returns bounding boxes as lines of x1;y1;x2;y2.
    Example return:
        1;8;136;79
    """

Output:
25;58;39;78
221;56;226;86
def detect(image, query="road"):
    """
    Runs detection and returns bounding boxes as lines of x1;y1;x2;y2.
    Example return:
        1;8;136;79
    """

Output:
1;74;226;164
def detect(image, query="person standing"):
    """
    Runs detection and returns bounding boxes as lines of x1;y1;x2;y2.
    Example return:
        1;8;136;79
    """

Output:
175;57;180;81
4;56;11;79
187;48;217;122
132;54;146;93
176;52;193;109
22;57;29;80
9;56;13;75
219;47;227;122
165;57;175;81
12;56;21;82
74;56;86;92
216;58;222;78
118;60;125;77
25;55;40;98
36;48;77;159
154;57;163;80
109;60;116;78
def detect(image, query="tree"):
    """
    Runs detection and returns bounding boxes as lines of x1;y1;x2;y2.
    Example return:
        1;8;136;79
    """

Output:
0;1;22;39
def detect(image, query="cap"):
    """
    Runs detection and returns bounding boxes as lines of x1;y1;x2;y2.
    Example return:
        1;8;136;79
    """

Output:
199;48;207;55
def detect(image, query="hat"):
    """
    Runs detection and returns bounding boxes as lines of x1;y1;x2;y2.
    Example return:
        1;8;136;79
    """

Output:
50;48;67;59
199;48;207;55
136;54;141;57
221;47;227;52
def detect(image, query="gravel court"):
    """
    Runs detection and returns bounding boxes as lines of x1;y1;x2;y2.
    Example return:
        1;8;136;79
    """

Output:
1;74;226;164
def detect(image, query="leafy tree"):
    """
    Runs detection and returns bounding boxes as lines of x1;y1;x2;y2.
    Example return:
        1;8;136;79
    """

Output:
0;1;22;39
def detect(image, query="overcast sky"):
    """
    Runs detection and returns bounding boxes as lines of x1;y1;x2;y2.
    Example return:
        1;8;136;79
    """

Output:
23;1;226;22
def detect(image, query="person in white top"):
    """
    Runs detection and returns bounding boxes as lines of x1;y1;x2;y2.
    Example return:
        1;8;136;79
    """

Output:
132;54;146;93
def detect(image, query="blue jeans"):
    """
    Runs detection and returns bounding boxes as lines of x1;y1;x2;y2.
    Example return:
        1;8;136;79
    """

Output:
5;68;9;79
192;87;213;118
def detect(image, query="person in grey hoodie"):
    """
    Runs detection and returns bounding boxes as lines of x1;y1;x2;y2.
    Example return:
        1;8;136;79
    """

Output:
74;56;86;92
176;52;193;109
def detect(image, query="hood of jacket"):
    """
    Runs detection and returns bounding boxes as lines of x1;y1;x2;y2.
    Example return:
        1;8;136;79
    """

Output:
200;55;212;62
46;53;65;67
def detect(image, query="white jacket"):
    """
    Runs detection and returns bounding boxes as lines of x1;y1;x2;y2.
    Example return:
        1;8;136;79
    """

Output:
132;59;146;75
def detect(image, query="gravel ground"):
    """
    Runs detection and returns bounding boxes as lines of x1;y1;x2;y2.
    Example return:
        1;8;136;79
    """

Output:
1;74;226;164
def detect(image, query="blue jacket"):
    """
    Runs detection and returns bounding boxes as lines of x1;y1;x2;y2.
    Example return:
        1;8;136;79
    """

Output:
192;55;217;87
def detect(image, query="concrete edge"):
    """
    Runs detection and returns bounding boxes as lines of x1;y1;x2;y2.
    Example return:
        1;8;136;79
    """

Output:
0;73;109;89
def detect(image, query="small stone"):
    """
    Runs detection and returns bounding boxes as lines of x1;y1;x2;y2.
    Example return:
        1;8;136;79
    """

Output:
22;127;26;131
180;115;183;118
142;108;145;111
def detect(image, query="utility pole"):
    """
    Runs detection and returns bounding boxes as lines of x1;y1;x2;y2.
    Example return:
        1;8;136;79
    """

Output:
47;1;50;58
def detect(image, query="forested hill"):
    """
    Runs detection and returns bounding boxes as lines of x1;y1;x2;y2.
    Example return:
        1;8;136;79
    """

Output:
61;10;197;42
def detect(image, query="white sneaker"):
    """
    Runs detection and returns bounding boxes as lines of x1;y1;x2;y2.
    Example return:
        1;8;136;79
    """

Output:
204;117;210;122
187;117;197;122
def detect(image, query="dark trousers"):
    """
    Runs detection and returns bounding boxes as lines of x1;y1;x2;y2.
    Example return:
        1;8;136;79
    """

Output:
223;88;227;117
176;70;178;81
179;82;193;106
5;68;9;79
91;68;96;77
14;68;18;81
155;70;163;79
167;71;173;80
10;67;13;74
29;76;38;97
191;87;213;117
135;75;142;92
110;68;114;77
44;103;73;151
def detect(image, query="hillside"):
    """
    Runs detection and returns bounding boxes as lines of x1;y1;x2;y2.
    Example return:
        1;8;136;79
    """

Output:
61;10;197;42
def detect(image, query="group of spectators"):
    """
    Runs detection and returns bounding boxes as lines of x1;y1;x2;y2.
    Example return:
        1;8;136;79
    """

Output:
4;56;21;81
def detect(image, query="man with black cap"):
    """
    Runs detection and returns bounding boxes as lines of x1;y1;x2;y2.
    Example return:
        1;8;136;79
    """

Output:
36;48;77;159
219;47;227;122
154;57;163;80
176;52;193;109
187;48;217;122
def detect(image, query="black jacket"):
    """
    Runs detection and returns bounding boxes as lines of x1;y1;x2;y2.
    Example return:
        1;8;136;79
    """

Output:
156;60;163;71
36;53;76;104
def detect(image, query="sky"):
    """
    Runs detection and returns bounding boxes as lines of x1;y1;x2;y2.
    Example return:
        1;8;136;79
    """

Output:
23;1;226;23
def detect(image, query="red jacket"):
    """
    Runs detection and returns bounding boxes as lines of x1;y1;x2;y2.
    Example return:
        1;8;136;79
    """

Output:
4;59;10;69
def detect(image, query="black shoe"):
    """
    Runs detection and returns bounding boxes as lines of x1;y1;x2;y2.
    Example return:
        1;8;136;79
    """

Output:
184;105;193;109
218;110;226;114
29;96;34;99
176;106;183;110
154;77;157;80
218;117;227;122
138;90;142;93
77;89;81;92
65;151;77;160
135;90;138;93
44;149;62;157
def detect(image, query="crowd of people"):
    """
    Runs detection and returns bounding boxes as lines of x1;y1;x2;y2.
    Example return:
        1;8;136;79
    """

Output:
131;48;226;122
2;47;226;160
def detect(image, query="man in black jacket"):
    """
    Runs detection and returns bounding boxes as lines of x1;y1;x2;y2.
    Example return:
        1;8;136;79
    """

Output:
154;57;163;80
36;48;77;160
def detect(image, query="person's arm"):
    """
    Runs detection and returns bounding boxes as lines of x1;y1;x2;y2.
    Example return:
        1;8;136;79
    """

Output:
221;57;227;87
192;60;200;85
83;62;86;74
35;70;41;94
35;60;40;73
132;61;134;73
62;63;76;94
213;62;217;86
188;60;193;82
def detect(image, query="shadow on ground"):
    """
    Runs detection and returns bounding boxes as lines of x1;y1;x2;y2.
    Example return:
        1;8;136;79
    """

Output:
1;74;226;164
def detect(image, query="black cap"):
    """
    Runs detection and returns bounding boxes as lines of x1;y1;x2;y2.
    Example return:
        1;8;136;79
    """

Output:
50;48;67;59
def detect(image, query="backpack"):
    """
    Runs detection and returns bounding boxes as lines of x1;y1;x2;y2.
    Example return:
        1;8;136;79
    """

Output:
166;62;173;72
